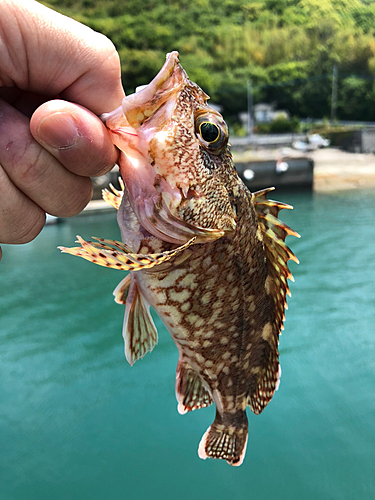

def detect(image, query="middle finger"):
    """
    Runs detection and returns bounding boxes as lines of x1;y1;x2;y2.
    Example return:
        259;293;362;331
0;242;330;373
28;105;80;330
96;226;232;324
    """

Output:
0;98;93;217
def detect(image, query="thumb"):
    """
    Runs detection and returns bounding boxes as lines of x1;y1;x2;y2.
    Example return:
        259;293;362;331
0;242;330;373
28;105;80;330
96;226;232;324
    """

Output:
30;100;119;177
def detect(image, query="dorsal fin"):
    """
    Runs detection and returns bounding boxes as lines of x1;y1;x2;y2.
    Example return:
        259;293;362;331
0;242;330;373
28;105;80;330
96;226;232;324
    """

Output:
175;359;212;414
252;186;299;329
247;188;299;414
252;186;299;296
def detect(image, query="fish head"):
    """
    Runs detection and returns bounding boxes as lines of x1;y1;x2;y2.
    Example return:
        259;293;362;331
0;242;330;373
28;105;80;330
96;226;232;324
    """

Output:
101;51;236;244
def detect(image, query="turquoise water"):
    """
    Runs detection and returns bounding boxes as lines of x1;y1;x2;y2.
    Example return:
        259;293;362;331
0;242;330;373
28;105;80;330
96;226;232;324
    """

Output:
1;189;375;499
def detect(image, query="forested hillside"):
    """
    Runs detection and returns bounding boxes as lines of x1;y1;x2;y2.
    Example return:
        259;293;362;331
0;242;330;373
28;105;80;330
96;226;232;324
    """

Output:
42;0;375;123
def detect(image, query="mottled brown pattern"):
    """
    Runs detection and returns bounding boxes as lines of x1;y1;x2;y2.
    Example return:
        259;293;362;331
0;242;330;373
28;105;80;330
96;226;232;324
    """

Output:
59;52;298;467
137;180;277;404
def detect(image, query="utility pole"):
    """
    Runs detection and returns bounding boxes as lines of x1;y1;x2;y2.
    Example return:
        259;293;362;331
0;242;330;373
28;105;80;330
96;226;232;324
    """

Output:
247;79;253;137
331;63;338;124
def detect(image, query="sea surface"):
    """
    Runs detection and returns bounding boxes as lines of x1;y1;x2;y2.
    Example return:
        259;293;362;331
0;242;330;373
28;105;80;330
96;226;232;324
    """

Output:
1;188;374;500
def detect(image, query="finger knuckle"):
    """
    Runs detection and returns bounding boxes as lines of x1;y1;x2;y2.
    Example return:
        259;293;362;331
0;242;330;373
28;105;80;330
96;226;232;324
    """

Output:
14;211;46;244
56;179;93;217
96;33;118;57
17;145;47;185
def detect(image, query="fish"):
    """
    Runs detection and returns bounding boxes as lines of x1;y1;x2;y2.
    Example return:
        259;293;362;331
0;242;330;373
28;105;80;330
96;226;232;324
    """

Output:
59;51;299;466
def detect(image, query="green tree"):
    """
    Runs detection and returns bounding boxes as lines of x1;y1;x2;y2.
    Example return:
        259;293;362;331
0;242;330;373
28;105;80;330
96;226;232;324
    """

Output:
41;0;375;123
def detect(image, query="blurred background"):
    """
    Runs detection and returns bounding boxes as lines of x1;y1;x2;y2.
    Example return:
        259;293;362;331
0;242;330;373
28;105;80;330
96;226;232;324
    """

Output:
1;1;375;499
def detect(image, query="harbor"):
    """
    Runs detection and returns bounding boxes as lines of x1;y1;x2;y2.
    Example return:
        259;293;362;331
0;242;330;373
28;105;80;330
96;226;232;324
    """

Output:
75;145;375;219
2;187;375;500
233;146;375;192
3;0;375;496
7;0;375;495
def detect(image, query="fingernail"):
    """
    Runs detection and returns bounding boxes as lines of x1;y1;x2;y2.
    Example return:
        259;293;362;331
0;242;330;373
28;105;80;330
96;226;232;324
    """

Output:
37;112;79;149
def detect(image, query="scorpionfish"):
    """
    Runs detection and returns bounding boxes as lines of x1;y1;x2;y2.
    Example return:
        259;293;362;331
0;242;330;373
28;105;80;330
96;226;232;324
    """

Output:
60;51;299;466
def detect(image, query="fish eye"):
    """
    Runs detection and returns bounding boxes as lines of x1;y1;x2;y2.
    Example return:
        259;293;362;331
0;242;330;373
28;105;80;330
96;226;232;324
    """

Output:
199;122;220;143
195;111;228;154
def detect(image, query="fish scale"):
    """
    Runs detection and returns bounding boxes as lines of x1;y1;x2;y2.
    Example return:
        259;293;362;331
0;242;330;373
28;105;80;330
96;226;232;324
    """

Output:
59;51;298;466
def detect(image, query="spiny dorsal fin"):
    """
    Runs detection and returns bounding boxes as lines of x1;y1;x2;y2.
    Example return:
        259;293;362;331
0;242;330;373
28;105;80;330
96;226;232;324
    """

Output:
58;236;196;272
102;177;124;210
252;186;299;293
175;359;212;414
122;277;158;365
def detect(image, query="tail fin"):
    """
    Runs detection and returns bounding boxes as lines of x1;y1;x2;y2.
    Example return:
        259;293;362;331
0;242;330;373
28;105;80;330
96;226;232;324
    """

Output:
198;411;248;466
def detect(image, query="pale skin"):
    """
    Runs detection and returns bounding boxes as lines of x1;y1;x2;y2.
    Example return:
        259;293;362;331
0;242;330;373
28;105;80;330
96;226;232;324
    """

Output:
0;0;125;261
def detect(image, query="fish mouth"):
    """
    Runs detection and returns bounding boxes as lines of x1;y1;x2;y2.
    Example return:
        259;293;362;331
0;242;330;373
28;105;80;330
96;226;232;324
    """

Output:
102;51;190;131
102;52;233;244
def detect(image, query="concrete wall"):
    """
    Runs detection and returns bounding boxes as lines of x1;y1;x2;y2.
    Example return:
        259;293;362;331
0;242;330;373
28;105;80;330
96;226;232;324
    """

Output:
361;129;375;153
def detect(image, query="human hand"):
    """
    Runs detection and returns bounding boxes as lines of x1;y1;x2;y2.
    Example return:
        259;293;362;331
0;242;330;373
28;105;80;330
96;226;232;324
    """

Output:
0;0;125;261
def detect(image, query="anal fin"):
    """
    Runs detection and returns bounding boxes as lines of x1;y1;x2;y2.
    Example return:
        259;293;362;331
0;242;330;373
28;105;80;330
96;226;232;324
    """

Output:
175;359;212;414
123;277;158;365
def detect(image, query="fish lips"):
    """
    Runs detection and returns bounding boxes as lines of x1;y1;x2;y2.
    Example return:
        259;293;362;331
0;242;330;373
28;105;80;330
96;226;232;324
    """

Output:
102;51;189;131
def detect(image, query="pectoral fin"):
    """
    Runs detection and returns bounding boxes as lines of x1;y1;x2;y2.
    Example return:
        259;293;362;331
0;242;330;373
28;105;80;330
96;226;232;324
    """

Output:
58;236;196;272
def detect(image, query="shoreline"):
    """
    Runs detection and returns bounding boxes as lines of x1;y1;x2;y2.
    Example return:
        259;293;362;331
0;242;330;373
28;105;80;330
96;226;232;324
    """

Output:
83;147;375;215
311;148;375;192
